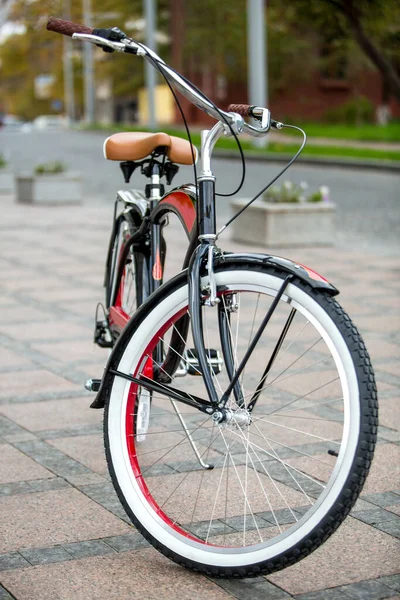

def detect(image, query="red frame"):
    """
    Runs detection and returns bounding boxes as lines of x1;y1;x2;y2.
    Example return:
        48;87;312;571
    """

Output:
109;190;196;332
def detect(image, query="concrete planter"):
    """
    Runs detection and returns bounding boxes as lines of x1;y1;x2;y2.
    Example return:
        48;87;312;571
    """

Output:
230;198;336;247
16;173;82;204
0;169;15;194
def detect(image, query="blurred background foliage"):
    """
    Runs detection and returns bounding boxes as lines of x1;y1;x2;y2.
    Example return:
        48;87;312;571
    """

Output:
0;0;398;122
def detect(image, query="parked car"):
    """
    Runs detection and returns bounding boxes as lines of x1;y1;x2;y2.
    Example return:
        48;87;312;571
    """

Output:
0;114;30;132
32;115;68;130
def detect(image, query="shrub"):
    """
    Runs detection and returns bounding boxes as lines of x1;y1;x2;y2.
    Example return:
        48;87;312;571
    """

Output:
324;96;374;125
34;161;66;175
263;181;330;203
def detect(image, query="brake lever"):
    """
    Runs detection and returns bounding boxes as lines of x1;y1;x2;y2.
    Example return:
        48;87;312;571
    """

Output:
72;33;145;56
241;107;271;138
72;33;126;52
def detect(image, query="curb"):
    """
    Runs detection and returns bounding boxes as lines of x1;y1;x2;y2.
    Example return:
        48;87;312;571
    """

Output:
213;149;400;172
76;128;400;173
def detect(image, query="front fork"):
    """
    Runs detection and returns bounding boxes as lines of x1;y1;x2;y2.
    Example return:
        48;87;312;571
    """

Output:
188;176;294;413
188;243;293;413
149;164;165;366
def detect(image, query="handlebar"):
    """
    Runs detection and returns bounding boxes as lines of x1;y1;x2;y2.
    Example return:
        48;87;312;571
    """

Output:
46;17;276;137
47;17;94;37
227;104;254;117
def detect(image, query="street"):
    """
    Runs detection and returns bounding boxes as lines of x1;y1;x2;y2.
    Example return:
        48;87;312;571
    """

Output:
1;129;399;253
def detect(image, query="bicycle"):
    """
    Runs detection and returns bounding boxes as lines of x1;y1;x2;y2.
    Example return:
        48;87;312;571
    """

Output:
48;17;378;579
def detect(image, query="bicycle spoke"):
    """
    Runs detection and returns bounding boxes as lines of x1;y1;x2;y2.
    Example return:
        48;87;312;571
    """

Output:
250;416;341;446
105;263;376;572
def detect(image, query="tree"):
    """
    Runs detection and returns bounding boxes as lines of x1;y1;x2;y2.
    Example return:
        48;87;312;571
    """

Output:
285;0;400;102
0;0;170;119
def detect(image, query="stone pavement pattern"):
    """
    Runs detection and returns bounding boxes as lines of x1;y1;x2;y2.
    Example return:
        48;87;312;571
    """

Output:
0;194;399;600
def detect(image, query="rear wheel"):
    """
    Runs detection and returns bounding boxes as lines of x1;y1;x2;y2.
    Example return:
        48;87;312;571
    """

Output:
107;214;146;321
105;261;377;577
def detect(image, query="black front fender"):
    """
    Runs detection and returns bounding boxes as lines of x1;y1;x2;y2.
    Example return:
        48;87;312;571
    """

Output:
90;250;338;409
219;252;339;296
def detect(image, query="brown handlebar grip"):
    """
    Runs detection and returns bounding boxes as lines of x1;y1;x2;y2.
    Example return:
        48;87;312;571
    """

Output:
227;104;253;117
47;17;94;37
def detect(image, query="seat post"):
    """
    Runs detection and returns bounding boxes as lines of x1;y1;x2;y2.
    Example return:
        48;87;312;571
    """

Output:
147;162;162;203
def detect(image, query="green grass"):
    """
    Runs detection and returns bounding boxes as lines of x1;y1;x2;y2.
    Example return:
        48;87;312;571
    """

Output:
81;123;400;162
292;121;400;142
257;143;400;161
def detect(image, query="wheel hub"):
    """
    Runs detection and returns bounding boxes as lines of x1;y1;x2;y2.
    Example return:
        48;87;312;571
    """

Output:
212;407;252;429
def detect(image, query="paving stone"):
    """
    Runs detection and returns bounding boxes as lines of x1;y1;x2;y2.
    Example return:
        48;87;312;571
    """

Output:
19;545;74;566
66;472;107;486
0;397;102;431
378;364;400;379
47;433;108;475
258;506;306;525
0;549;233;600
373;520;400;538
62;539;116;559
350;498;377;513
2;432;37;443
37;423;103;439
0;305;51;325
387;505;400;517
0;321;91;343
0;488;130;553
361;444;400;494
13;439;91;478
378;397;400;432
295;589;350;600
362;336;400;363
0;481;33;496
0;346;33;369
27;477;71;493
267;518;400;596
222;513;269;532
33;339;106;363
352;507;400;526
361;492;400;509
79;482;131;523
36;429;72;440
379;575;400;592
378;428;400;443
0;416;24;437
187;519;237;539
339;578;399;599
0;443;53;484
0;369;81;400
374;369;400;388
216;578;292;599
0;552;30;571
0;584;14;599
103;533;148;552
0;389;88;405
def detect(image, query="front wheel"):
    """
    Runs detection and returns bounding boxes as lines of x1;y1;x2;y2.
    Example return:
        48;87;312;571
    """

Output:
104;262;377;577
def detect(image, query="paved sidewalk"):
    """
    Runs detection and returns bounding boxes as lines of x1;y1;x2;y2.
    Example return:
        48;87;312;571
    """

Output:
0;194;399;600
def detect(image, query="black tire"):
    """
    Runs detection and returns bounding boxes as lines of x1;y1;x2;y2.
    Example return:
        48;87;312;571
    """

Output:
106;213;147;319
104;260;377;577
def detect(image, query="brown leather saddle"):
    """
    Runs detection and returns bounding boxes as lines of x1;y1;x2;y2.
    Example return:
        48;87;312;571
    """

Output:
103;132;197;165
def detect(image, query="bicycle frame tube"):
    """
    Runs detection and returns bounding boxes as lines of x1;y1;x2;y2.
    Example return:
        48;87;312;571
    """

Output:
185;123;226;407
149;164;164;295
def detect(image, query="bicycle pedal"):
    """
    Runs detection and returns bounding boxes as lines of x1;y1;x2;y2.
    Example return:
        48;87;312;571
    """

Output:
85;378;102;392
94;319;113;348
186;348;223;375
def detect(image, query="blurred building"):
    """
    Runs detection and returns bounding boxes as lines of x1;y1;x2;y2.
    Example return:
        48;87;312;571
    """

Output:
168;1;399;126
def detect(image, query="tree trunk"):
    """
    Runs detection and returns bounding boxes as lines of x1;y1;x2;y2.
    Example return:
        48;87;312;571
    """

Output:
342;2;400;102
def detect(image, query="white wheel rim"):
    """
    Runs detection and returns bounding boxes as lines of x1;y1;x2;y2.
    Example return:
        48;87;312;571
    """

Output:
108;270;360;568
